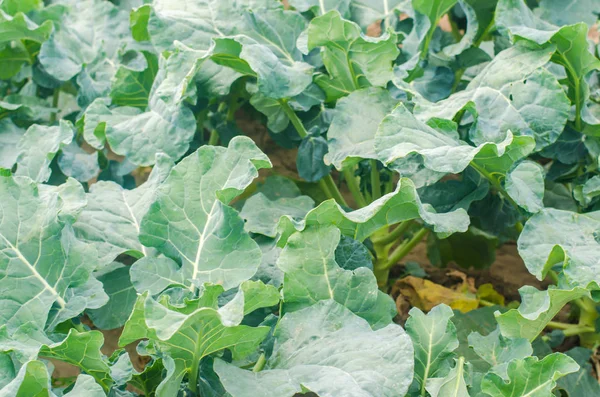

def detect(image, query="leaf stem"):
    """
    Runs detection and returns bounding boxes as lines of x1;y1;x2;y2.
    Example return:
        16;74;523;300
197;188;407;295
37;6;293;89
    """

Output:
343;168;368;208
253;353;267;372
208;129;219;146
322;174;349;207
280;99;348;206
50;88;60;124
372;220;414;245
383;227;429;270
370;160;381;201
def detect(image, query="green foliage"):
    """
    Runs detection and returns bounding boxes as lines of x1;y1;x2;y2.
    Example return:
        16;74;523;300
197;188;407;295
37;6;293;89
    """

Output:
1;0;599;395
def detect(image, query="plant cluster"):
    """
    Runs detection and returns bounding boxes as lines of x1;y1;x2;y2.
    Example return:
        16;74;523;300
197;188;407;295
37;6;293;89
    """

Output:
2;0;600;396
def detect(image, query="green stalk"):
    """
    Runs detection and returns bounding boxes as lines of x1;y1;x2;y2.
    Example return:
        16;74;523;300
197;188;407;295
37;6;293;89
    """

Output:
50;88;60;124
343;168;368;208
372;220;414;246
208;129;220;146
253;353;267;372
370;160;381;201
323;174;349;207
279;99;348;206
382;227;429;270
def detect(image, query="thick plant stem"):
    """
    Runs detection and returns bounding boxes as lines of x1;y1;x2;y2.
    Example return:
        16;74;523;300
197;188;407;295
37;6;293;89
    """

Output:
383;227;429;270
343;168;368;208
279;99;347;206
372;220;414;246
370;160;381;201
323;174;349;207
50;88;60;124
253;353;267;372
208;129;219;146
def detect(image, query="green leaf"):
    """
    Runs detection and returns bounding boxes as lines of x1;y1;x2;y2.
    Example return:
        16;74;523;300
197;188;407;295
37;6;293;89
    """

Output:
480;353;578;397
57;142;100;183
87;263;137;330
306;10;399;100
375;104;536;175
427;226;498;270
278;175;469;245
288;0;351;16
39;329;112;391
468;327;532;378
0;119;24;170
496;1;600;130
558;347;600;396
278;225;396;328
63;374;106;396
0;360;51;397
349;0;411;29
0;0;42;15
414;42;570;150
425;358;469;397
130;4;151;42
139;136;271;291
119;287;270;396
0;11;52;45
73;154;173;266
38;0;134;81
518;208;600;288
296;134;331;182
326;87;398;170
0;175;107;337
214;299;414;397
495;286;587;340
147;0;281;52
83;85;196;166
240;192;314;238
110;52;158;109
405;305;459;396
534;0;600;27
505;160;545;213
211;9;313;99
14;121;73;183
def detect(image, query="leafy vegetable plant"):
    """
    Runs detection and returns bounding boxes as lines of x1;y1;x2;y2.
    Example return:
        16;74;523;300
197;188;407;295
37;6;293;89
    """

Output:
1;0;600;396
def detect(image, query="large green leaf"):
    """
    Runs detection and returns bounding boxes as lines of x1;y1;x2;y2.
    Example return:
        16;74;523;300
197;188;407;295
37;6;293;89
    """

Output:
138;136;271;292
87;263;137;330
110;51;158;109
240;192;314;238
480;353;578;397
278;175;470;244
375;104;535;175
349;0;411;29
84;84;196;166
518;208;600;289
0;175;107;338
119;287;270;396
0;119;24;170
306;10;399;100
0;11;52;45
0;360;51;397
74;154;173;266
278;225;396;329
505;161;545;213
38;0;135;81
468;328;532;378
534;0;600;27
424;358;469;397
495;286;588;340
496;0;600;131
38;329;112;391
214;299;414;397
14;121;73;183
558;347;600;396
405;305;458;396
325;87;398;170
414;42;570;150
